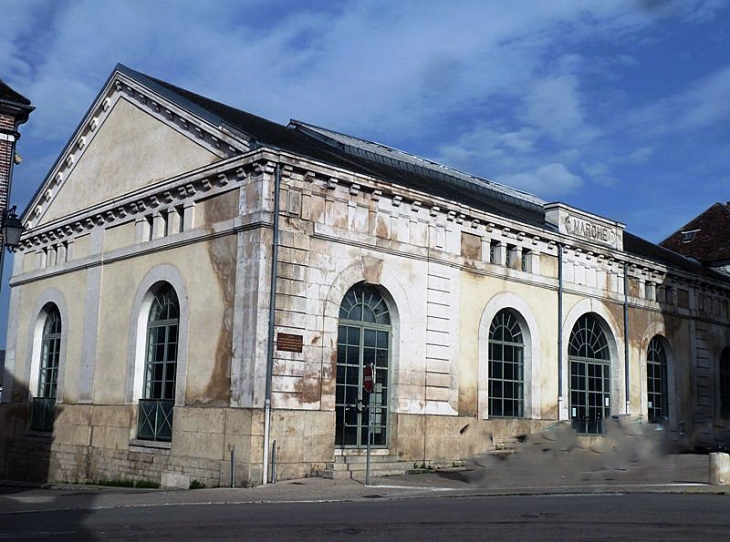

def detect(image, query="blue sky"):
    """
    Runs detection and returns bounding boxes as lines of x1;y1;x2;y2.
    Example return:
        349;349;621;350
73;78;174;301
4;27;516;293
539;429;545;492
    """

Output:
1;0;729;346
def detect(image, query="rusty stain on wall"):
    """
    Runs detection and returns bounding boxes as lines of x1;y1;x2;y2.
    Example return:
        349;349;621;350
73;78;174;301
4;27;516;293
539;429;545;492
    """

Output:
362;256;383;285
460;232;481;261
197;193;238;405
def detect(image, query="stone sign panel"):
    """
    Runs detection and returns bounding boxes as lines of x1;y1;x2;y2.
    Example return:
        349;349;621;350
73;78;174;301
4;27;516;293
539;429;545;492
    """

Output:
545;203;624;251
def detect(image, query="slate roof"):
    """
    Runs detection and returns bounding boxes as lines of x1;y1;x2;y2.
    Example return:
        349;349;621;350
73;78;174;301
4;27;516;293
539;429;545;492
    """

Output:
659;202;730;266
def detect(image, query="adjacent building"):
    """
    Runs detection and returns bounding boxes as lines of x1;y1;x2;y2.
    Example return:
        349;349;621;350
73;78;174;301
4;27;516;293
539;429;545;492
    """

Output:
661;202;730;277
1;65;729;487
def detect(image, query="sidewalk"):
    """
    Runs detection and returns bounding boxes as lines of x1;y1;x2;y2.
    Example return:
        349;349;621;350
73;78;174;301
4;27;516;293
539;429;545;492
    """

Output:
0;451;726;516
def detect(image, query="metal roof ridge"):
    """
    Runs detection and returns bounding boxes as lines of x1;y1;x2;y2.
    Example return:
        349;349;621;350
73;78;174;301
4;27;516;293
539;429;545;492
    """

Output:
291;120;545;209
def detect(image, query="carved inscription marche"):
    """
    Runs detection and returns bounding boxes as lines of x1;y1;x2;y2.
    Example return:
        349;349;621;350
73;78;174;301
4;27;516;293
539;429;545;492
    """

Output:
564;214;616;246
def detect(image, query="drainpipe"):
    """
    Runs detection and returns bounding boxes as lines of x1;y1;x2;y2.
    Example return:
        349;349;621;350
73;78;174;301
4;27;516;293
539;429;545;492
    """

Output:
263;163;281;485
623;261;630;416
557;244;564;419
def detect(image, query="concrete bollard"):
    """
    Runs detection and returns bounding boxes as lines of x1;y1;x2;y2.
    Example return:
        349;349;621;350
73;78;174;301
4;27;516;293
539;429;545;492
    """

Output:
709;452;730;485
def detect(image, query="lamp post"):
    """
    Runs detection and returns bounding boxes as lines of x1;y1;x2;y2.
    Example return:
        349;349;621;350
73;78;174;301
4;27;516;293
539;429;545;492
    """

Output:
0;205;24;293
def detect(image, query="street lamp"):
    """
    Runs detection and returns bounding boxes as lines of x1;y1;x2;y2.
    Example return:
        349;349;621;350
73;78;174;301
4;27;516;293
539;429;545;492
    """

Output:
1;206;23;250
0;205;24;294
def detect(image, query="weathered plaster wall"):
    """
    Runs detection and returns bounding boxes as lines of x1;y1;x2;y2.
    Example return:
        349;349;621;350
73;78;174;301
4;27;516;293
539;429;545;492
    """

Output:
40;98;218;225
92;236;234;405
8;272;86;404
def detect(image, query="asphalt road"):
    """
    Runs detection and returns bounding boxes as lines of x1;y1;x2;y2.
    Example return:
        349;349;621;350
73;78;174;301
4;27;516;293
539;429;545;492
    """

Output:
2;493;729;541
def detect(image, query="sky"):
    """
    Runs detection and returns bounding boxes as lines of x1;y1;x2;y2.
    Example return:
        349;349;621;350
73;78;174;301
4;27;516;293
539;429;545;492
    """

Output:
0;0;729;346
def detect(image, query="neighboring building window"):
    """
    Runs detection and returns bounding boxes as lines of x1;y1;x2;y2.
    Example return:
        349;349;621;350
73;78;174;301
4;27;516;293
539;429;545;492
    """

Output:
31;306;61;432
681;229;699;243
720;348;730;419
137;284;179;442
647;336;668;423
488;309;524;417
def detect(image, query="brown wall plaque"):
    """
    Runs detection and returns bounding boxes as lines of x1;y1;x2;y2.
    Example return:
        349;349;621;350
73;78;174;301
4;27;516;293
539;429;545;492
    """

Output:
277;333;303;353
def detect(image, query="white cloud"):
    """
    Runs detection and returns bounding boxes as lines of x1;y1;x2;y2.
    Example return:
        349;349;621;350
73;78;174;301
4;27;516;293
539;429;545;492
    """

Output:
496;163;583;198
676;65;730;130
621;146;655;164
582;162;617;187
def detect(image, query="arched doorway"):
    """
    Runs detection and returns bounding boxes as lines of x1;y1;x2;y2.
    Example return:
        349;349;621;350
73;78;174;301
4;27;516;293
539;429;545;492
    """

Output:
569;313;611;434
335;283;391;448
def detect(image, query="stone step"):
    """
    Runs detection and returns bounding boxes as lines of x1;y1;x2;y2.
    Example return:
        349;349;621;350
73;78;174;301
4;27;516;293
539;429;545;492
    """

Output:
317;455;410;480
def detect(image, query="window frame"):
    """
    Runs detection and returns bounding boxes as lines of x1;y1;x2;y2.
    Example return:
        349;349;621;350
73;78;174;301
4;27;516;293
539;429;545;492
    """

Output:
137;284;180;442
30;304;63;432
488;309;525;417
646;336;669;424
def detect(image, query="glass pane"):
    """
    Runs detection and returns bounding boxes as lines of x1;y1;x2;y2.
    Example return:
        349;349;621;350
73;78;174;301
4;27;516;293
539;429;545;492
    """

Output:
347;346;359;365
364;329;377;348
376;349;388;368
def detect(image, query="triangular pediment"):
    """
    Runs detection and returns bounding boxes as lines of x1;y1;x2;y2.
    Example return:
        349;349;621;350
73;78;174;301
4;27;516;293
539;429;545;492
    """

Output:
27;65;251;228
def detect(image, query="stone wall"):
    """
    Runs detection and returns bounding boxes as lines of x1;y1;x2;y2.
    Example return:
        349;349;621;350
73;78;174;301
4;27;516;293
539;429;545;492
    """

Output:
0;404;270;488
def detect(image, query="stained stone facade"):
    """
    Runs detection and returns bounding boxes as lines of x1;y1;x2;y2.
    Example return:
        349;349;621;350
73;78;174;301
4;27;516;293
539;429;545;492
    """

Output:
2;64;730;488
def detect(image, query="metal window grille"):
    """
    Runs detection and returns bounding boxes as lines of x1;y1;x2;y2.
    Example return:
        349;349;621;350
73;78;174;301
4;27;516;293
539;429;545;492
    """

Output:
521;249;531;272
30;397;56;433
489;241;499;264
137;399;174;442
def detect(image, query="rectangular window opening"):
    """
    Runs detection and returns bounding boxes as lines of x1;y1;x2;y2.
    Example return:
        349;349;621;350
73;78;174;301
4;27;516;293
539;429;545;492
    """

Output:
521;248;531;272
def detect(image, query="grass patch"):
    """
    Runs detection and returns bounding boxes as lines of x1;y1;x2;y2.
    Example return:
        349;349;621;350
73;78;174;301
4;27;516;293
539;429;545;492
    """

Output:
189;480;206;489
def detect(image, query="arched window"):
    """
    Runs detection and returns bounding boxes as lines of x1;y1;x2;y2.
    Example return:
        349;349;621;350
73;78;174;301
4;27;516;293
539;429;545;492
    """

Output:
569;314;611;434
488;309;524;417
335;283;391;448
137;284;179;442
647;336;668;423
720;348;730;419
31;305;61;432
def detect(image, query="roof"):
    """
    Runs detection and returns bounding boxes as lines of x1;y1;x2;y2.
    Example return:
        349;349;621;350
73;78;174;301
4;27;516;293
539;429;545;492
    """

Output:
0;78;33;124
0;78;31;106
659;202;730;265
116;64;547;227
624;231;728;280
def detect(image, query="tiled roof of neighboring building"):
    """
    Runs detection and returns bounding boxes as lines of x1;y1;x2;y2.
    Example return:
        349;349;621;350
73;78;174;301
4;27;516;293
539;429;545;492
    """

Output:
624;231;727;280
659;202;730;265
0;78;31;106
